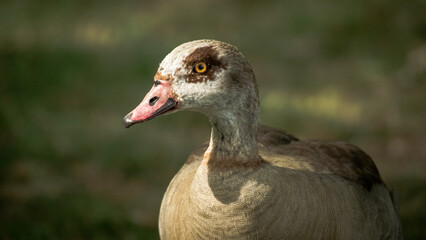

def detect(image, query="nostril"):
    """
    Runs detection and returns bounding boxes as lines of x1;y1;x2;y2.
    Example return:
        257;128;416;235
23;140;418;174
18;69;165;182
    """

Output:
149;96;159;106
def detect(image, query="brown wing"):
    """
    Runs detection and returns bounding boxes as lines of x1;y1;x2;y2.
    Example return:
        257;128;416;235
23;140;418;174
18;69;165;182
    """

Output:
305;140;384;191
258;125;384;191
258;125;299;145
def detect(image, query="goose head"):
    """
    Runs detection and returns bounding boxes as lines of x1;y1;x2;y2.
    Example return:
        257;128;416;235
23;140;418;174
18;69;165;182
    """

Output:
123;39;259;128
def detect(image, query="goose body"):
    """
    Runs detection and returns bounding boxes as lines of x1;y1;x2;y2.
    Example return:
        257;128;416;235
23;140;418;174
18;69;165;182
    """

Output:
124;40;403;239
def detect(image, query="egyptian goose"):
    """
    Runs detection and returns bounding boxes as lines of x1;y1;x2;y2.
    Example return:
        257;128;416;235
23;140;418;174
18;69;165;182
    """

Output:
123;40;403;239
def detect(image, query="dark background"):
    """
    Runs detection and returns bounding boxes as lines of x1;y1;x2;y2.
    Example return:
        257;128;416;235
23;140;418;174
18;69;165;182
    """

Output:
1;0;425;239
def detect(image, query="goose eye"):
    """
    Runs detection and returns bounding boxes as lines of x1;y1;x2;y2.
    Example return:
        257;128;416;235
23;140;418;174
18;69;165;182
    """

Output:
194;62;207;73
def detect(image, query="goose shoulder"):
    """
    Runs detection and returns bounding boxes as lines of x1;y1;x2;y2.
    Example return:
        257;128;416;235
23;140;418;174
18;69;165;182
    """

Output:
258;125;384;191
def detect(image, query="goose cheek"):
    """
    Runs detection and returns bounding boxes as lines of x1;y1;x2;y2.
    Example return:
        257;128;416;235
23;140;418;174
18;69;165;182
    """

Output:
123;81;177;128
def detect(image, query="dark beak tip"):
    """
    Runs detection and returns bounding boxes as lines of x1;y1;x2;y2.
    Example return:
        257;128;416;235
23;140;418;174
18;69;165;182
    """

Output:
123;113;134;128
123;118;132;128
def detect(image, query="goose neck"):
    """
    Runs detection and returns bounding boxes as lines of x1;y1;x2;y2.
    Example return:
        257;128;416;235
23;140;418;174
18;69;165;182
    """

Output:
203;109;262;168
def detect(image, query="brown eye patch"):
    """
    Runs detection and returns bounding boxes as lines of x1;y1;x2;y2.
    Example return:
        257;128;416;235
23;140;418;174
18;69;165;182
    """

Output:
183;46;226;83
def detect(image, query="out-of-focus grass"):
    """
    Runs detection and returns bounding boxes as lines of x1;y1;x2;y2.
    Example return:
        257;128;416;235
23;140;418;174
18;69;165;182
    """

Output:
1;0;425;239
390;177;426;240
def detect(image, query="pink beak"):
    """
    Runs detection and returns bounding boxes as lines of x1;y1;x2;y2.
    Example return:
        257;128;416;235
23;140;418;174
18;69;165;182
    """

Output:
123;80;177;128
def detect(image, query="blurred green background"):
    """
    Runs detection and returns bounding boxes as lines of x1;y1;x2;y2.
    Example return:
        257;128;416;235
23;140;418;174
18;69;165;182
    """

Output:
1;0;425;239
